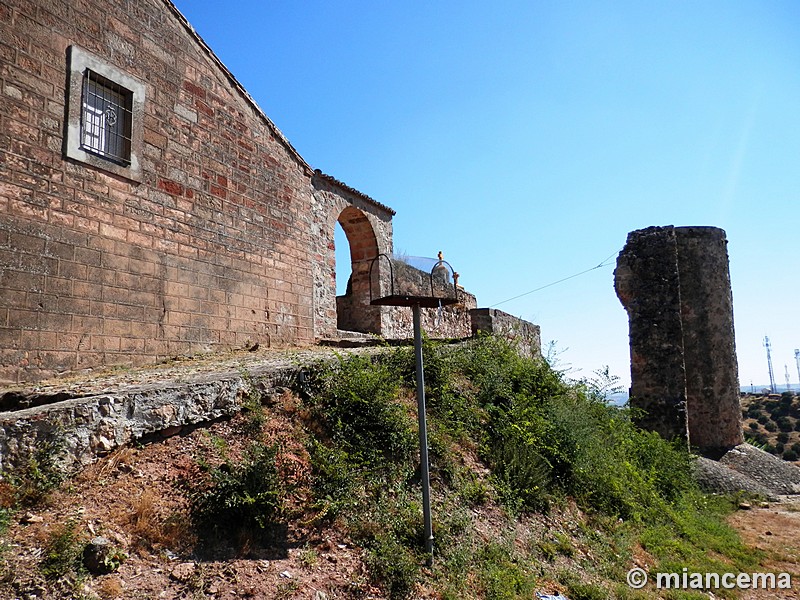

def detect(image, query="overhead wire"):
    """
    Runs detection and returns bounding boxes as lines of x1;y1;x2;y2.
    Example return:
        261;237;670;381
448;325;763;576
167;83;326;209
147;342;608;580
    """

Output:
489;251;619;308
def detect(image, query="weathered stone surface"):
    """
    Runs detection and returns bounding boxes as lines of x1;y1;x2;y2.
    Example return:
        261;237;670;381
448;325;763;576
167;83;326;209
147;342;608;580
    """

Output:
718;443;800;496
694;456;778;500
615;226;743;453
1;0;517;385
615;226;689;444
470;308;541;358
0;361;305;474
675;227;742;453
1;0;320;383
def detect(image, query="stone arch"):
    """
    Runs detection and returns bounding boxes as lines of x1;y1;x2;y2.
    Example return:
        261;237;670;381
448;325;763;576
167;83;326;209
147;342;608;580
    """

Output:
335;205;382;333
310;170;395;340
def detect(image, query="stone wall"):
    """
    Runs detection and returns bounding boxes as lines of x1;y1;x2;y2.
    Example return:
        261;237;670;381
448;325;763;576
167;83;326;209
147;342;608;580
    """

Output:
0;354;315;474
470;308;541;357
382;296;478;340
0;0;321;383
0;0;539;384
615;226;743;454
310;171;394;338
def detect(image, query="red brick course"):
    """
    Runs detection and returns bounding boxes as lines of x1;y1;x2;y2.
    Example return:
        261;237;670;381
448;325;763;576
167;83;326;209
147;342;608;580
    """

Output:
0;0;321;382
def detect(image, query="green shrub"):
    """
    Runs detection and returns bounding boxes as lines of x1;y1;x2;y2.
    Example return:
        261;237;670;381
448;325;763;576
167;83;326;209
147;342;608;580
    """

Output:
184;441;284;538
40;518;86;580
777;432;790;443
776;416;794;432
4;433;67;508
353;485;424;599
772;404;790;418
783;449;799;461
757;415;769;425
306;354;415;466
566;581;609;600
478;541;537;600
439;336;698;520
306;439;356;522
364;533;420;599
764;422;777;432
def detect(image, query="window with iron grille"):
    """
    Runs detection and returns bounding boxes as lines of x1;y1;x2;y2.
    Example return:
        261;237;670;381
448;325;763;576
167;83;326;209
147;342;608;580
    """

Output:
65;46;145;182
81;70;133;165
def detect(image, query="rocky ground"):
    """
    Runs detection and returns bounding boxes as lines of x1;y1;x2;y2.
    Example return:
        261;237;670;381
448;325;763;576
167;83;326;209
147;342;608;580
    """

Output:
728;499;800;600
0;404;381;600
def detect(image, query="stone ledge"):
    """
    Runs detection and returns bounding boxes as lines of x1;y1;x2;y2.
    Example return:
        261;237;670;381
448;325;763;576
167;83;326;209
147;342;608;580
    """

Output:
0;347;374;475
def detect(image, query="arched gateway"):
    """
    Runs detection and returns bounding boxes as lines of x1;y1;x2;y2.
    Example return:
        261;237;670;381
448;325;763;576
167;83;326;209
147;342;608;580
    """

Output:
310;171;394;340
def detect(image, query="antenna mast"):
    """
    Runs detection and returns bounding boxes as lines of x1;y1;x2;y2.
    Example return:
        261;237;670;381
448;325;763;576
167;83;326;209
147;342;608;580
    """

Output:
795;349;800;390
764;336;776;393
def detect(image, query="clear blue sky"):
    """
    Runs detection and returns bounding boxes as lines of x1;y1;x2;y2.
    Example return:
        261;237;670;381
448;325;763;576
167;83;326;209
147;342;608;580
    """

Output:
175;0;800;389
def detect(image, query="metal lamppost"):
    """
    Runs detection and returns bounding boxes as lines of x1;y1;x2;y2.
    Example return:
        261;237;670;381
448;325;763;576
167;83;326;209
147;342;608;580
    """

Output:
368;252;459;565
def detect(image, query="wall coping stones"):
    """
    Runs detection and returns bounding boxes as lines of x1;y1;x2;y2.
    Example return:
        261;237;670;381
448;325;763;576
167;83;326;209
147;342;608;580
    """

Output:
0;347;376;474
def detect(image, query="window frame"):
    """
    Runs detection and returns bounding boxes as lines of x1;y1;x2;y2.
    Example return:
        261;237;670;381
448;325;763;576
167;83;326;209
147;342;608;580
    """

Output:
65;46;145;182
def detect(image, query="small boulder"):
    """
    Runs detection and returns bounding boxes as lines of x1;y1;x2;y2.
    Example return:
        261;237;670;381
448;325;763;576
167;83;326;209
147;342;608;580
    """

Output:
83;536;125;574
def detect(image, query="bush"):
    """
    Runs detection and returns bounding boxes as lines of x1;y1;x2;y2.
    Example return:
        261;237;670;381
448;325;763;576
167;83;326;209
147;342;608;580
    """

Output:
783;449;799;462
445;336;696;520
40;518;86;580
757;415;769;425
364;532;420;599
478;541;537;600
306;354;415;466
306;439;356;522
764;422;777;432
4;434;67;508
777;432;790;444
772;405;791;418
184;441;284;539
776;416;794;432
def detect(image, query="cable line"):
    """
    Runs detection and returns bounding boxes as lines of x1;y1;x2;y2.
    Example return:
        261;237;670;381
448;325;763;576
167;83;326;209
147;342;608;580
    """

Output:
490;251;619;308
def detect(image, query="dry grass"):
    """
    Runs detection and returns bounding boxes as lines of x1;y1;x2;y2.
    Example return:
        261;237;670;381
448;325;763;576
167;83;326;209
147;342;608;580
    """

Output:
95;575;124;598
124;489;192;553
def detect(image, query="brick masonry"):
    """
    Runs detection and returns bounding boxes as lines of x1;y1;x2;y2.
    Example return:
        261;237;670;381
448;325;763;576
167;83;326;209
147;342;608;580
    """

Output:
0;0;328;383
615;226;743;454
0;0;540;384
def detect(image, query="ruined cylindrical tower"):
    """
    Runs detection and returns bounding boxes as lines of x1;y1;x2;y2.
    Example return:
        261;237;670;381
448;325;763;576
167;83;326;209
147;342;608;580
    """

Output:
615;226;743;455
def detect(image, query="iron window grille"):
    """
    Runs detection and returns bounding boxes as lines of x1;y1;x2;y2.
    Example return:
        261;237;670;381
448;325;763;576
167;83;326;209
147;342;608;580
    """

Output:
80;70;133;165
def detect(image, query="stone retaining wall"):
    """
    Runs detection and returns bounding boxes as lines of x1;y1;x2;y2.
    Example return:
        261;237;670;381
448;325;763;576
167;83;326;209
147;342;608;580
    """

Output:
0;360;304;474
